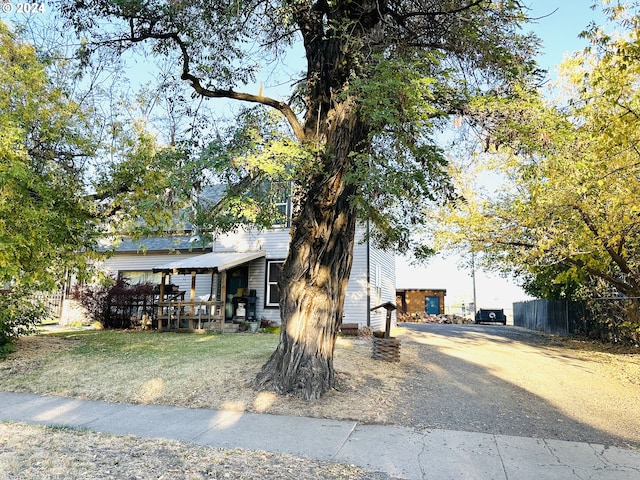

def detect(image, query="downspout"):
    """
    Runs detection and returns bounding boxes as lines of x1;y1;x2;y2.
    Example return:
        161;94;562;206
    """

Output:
472;251;477;318
366;219;371;327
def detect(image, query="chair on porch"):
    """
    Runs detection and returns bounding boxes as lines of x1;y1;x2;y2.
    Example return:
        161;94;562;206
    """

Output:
195;295;213;329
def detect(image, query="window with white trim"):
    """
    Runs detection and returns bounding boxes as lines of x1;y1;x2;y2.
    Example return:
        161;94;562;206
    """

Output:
265;260;284;308
374;264;382;305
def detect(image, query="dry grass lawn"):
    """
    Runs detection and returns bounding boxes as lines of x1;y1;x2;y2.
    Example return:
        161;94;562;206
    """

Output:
0;329;409;479
0;423;390;480
0;329;408;423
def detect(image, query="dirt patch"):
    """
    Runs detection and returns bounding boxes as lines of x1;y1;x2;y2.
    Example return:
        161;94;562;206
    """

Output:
255;337;410;423
389;325;640;450
0;335;75;376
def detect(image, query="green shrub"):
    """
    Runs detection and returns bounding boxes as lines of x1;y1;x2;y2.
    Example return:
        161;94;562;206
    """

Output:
262;326;281;334
583;298;640;346
0;288;46;357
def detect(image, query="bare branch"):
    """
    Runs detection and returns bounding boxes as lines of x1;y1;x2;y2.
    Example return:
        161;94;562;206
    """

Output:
122;24;306;143
181;71;305;142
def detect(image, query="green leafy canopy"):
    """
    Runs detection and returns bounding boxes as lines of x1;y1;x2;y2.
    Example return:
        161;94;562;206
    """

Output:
434;3;640;299
52;0;543;253
0;21;97;291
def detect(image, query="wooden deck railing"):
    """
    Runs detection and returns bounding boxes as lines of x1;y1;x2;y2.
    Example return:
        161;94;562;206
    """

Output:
157;300;225;332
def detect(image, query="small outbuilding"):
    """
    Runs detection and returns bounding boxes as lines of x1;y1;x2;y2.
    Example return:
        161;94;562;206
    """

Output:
396;288;446;316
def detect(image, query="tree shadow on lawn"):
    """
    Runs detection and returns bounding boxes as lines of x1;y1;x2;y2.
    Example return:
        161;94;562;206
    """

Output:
391;326;640;450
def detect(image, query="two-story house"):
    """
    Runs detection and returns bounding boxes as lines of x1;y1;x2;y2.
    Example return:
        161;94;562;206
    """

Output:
98;222;396;332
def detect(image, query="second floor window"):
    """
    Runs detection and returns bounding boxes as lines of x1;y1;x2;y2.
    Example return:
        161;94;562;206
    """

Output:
271;182;292;227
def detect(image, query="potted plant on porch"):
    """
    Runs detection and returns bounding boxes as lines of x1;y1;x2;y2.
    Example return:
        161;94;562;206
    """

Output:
247;318;259;332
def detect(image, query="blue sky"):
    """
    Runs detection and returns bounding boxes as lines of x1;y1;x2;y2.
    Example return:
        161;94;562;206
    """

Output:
395;1;609;314
528;1;604;75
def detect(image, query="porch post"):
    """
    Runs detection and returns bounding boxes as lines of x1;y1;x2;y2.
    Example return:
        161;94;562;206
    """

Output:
158;272;166;332
190;271;196;315
220;270;227;334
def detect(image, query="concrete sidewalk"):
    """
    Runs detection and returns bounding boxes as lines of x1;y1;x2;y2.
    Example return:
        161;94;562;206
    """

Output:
0;391;639;479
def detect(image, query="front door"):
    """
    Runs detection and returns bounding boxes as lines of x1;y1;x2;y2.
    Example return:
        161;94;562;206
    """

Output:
425;295;440;315
226;266;248;298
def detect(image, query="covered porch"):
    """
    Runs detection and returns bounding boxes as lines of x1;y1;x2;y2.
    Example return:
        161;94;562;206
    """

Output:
153;251;265;333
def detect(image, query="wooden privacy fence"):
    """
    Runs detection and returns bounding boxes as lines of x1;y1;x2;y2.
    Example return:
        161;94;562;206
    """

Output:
513;299;586;335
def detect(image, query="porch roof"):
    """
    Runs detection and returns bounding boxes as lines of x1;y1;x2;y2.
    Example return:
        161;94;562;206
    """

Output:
153;251;265;274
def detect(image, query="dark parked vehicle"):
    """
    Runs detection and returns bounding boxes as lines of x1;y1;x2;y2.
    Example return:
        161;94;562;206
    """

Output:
475;308;507;325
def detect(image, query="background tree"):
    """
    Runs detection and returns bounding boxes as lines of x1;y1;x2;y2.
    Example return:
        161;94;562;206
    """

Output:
435;3;640;302
57;0;541;399
0;21;99;289
0;21;97;348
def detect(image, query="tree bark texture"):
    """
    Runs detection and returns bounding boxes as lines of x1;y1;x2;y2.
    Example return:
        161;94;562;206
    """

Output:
253;98;367;400
253;2;377;400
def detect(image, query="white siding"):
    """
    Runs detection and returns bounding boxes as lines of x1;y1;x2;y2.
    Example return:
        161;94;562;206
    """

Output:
342;224;396;331
213;226;378;327
100;252;214;300
212;226;290;258
247;259;280;325
100;252;199;273
213;227;288;325
98;223;396;329
343;226;369;326
368;241;396;331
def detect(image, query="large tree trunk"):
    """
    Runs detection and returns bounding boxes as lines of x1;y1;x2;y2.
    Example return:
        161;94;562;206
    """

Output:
252;178;356;400
252;2;377;400
253;96;366;400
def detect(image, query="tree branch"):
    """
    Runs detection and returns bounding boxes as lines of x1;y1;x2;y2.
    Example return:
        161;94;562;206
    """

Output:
573;204;640;292
574;204;632;274
566;258;637;296
389;0;488;21
181;71;305;142
125;26;306;143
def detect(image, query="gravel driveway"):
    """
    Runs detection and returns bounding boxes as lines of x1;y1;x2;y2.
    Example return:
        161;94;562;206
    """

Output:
390;324;640;450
